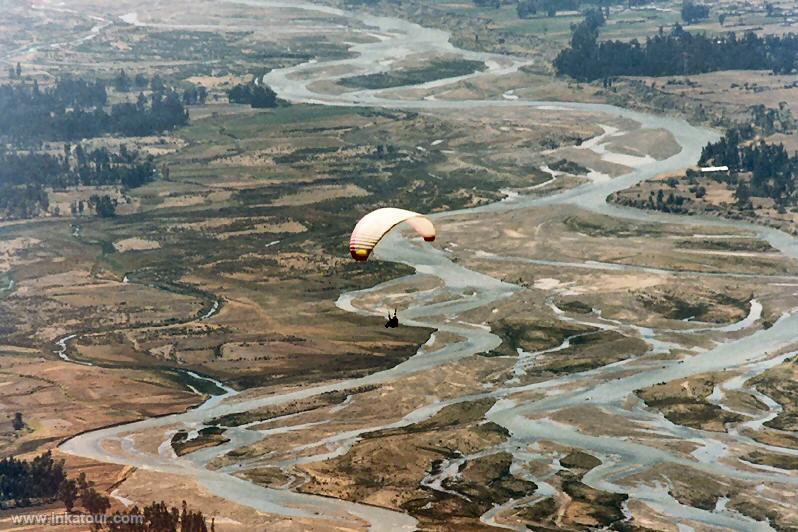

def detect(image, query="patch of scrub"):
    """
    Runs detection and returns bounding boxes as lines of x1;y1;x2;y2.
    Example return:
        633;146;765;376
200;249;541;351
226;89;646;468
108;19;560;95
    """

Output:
269;184;370;206
113;238;161;252
337;58;486;90
215;221;306;240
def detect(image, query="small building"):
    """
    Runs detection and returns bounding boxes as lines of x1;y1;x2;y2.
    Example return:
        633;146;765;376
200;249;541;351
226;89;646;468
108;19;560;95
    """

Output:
699;165;729;175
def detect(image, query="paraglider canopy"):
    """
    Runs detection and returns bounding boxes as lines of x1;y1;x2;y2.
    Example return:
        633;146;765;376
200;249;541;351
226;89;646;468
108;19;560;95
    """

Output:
350;208;436;261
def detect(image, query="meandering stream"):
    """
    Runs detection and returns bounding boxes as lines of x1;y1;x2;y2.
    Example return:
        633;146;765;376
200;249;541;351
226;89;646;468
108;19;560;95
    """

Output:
60;1;798;530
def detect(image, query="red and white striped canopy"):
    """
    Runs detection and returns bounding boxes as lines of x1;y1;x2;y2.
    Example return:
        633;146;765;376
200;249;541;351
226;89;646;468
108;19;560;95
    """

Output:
350;208;436;261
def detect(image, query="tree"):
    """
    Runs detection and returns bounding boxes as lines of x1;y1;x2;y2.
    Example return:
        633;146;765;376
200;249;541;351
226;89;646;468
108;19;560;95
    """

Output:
77;472;89;492
58;479;78;512
88;194;116;217
227;83;279;108
227;83;251;104
81;486;110;516
765;2;775;17
249;85;278;108
12;412;24;430
552;9;605;81
150;74;166;92
517;0;537;18
133;73;148;89
681;1;709;23
735;181;751;207
114;69;130;92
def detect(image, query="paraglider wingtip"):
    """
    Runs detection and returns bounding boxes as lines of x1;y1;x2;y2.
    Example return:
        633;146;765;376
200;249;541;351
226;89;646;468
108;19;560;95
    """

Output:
350;248;370;261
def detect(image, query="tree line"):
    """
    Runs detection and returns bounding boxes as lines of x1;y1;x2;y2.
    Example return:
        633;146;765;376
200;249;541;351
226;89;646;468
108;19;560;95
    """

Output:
0;78;189;143
555;11;798;81
108;500;212;531
0;144;155;189
0;185;50;220
467;0;652;17
0;187;119;220
0;144;154;219
113;70;165;93
113;70;208;105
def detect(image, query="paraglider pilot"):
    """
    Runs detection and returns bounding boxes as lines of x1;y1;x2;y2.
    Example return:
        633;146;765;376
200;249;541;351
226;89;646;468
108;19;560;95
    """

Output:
385;309;399;328
348;208;435;331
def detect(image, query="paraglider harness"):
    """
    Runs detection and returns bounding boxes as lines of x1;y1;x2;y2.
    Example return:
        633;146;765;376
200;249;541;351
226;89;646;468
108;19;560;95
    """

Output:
385;309;399;328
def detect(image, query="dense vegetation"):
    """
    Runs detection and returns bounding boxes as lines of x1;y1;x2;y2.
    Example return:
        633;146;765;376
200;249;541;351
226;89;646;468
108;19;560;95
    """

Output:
555;10;798;81
699;127;798;207
0;451;67;507
0;185;50;220
88;194;119;218
227;83;279;108
0;78;189;142
0;144;154;219
0;452;108;515
0;145;155;189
